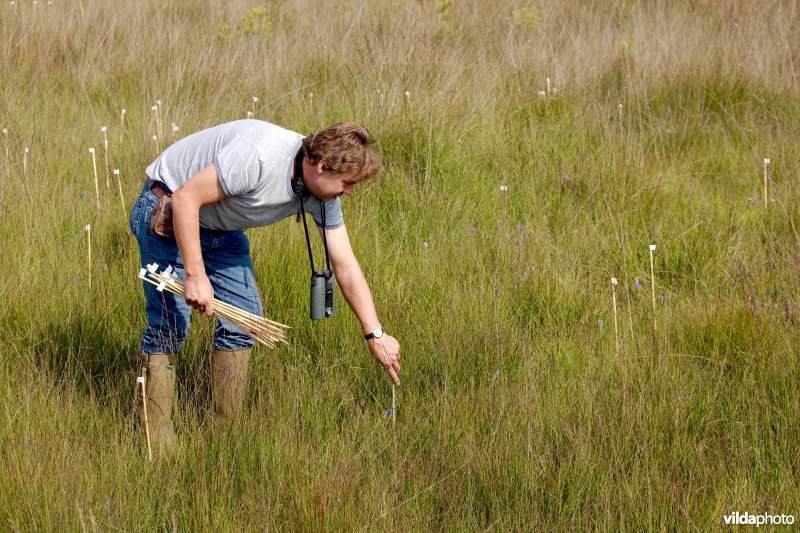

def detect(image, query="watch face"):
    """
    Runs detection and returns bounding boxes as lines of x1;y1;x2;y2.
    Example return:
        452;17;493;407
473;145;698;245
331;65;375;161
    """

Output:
373;328;383;338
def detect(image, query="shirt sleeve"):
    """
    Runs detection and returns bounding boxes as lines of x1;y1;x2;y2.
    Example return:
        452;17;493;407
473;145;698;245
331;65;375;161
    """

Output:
213;137;262;197
306;197;344;229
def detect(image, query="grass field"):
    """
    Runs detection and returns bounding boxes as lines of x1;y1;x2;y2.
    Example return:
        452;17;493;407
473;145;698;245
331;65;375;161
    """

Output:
1;0;800;530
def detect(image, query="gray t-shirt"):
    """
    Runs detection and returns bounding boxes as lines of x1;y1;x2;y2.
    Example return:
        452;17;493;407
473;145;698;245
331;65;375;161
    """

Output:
145;119;344;231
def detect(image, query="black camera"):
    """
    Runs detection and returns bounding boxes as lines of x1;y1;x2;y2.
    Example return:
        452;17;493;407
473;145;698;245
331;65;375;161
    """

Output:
310;269;334;319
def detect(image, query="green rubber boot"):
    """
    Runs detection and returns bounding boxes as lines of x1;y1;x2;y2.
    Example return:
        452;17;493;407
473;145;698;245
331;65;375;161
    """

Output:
211;348;252;419
140;352;177;452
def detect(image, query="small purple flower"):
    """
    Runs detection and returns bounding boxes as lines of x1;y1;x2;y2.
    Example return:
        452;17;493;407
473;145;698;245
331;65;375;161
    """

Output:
659;294;664;302
598;319;604;328
382;409;393;418
80;191;86;199
469;227;475;234
493;369;501;377
516;223;521;231
634;277;642;289
494;287;499;295
495;219;499;227
423;241;428;248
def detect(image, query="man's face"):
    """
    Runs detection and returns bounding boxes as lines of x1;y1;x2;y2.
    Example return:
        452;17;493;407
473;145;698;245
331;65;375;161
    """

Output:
303;158;359;202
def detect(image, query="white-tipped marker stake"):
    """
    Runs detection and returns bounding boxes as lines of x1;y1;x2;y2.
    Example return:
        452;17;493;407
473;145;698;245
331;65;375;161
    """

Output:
2;128;8;182
251;96;258;116
119;108;126;140
139;373;153;462
155;100;163;141
246;111;253;119
618;103;623;122
152;135;160;155
500;184;509;232
85;224;92;287
763;158;770;209
649;244;657;332
546;77;551;98
611;277;619;355
23;146;28;180
101;126;110;189
89;147;100;210
113;168;125;216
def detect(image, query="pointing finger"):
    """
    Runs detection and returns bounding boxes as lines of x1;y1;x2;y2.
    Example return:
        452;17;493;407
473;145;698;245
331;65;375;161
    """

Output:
387;366;400;386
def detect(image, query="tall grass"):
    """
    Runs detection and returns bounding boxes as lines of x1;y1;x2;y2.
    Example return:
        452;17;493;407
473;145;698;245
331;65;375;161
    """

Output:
1;0;799;529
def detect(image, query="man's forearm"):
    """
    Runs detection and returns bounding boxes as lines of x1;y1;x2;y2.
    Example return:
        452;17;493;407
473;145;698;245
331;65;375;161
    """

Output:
334;263;381;334
171;191;205;278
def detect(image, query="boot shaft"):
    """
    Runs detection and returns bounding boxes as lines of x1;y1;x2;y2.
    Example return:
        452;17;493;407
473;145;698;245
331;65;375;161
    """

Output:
211;348;252;419
140;352;177;451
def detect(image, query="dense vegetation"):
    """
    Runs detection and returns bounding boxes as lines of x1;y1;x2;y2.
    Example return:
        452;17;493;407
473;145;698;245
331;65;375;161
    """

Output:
1;0;799;529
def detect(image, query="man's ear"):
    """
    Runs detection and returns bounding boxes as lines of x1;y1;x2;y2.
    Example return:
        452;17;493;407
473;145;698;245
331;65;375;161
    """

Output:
316;160;326;175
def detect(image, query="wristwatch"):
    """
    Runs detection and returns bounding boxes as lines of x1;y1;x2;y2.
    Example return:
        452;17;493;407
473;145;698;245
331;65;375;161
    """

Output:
364;327;384;341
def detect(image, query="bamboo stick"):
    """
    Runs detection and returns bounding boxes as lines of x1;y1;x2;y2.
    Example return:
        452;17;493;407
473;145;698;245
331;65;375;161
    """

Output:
138;373;153;463
89;147;100;210
113;169;126;216
139;268;289;347
649;244;657;333
101;126;110;189
611;277;619;356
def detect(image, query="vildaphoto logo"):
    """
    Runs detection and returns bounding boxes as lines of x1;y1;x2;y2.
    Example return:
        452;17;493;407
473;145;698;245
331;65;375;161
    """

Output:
723;512;795;526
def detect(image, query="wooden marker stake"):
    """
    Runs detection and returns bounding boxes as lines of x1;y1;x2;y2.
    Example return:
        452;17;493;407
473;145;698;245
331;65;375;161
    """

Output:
139;373;153;463
101;126;110;189
89;147;100;210
611;277;619;355
2;128;8;183
85;224;92;287
763;158;770;209
113;168;126;216
251;96;258;117
23;147;28;181
119;108;126;141
649;244;657;332
155;100;163;141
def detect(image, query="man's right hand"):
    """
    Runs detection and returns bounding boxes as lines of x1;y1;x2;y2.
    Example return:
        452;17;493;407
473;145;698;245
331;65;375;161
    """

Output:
184;272;215;316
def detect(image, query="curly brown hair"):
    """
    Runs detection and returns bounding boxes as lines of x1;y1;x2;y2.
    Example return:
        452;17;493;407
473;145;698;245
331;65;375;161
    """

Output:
301;122;381;182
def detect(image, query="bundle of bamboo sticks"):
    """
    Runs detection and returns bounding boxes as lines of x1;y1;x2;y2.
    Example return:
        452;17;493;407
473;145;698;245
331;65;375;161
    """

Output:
138;263;289;348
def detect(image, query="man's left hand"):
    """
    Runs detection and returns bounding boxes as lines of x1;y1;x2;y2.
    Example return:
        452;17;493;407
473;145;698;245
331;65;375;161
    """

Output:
368;334;401;386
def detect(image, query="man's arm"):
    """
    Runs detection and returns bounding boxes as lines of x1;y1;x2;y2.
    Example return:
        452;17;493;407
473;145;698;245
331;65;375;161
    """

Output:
322;224;401;385
171;164;227;316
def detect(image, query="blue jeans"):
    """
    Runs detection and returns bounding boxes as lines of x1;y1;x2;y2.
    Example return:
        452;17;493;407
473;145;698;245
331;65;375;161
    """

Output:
129;181;263;354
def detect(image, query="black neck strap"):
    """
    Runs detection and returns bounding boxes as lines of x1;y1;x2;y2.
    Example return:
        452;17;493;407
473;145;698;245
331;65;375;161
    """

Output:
294;149;331;273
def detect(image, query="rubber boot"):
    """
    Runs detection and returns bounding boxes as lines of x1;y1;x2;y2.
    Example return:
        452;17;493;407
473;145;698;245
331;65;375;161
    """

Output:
211;347;252;419
140;352;177;452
